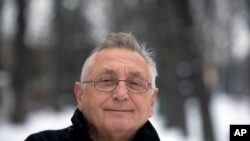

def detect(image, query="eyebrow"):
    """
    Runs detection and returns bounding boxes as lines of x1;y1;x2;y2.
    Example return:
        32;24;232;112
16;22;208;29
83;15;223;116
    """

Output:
127;71;147;79
95;68;147;80
96;68;118;77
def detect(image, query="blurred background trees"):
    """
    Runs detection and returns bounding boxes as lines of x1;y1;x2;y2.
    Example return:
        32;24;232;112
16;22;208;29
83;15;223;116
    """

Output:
1;0;250;141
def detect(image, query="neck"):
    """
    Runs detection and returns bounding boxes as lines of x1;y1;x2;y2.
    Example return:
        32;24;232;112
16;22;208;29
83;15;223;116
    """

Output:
91;135;133;141
88;126;136;141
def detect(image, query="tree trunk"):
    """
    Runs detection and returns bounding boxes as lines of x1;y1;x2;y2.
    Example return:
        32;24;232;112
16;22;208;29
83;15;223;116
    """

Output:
10;0;28;123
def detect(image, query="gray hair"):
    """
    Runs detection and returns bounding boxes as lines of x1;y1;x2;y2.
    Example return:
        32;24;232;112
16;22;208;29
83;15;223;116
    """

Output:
80;33;158;88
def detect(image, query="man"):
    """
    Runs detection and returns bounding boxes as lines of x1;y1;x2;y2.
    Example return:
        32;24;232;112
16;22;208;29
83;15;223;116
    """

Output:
25;33;160;141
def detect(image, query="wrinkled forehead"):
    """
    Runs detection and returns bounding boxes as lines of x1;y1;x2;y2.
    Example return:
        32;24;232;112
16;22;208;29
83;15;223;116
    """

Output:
94;67;148;79
87;48;151;79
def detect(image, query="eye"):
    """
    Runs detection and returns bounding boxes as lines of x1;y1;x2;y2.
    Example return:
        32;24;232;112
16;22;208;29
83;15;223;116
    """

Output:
128;80;140;85
127;78;143;86
100;77;115;82
96;76;117;86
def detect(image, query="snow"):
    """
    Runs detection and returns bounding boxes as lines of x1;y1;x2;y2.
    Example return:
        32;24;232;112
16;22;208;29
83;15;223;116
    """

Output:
0;94;250;141
210;93;250;141
0;107;73;141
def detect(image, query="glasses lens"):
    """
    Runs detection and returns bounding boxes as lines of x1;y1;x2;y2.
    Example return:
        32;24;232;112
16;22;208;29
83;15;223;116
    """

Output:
95;76;117;92
125;78;149;93
94;76;150;93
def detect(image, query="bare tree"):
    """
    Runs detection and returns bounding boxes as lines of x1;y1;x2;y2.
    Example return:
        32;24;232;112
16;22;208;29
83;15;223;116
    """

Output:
10;0;28;123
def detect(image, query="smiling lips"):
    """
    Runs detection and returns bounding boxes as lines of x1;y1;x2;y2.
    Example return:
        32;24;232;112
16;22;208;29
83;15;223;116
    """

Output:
105;109;134;112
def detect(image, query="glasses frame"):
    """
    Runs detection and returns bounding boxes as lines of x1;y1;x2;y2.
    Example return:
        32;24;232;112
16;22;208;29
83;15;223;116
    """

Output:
81;77;152;94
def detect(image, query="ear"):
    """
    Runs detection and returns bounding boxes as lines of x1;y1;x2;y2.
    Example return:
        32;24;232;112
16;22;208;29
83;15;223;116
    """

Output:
74;82;84;108
149;88;158;117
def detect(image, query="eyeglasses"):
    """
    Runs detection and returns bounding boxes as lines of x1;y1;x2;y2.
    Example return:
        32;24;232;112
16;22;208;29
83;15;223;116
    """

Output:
81;76;151;94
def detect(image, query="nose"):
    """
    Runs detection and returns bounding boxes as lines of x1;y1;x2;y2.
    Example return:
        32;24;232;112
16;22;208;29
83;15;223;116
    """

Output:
112;80;129;101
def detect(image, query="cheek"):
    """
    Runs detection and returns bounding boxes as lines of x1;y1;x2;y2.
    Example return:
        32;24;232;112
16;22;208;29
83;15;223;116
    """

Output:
147;104;154;117
79;94;99;124
147;100;154;117
135;96;153;118
79;87;95;112
79;94;90;112
80;91;109;114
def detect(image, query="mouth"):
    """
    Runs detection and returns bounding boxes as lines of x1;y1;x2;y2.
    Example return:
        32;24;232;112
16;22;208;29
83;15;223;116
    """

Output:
104;109;134;112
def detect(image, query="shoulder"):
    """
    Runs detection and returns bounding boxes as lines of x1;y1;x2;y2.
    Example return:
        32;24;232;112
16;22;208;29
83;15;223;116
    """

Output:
25;126;74;141
133;121;161;141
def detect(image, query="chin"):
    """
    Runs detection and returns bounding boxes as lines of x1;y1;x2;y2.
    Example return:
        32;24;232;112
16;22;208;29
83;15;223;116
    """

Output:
105;120;135;132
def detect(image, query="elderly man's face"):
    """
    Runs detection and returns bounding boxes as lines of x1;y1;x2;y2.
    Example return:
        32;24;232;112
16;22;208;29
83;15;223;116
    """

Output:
74;48;158;135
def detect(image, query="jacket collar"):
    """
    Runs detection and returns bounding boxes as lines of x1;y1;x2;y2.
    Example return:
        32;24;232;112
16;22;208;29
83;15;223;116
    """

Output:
71;109;160;141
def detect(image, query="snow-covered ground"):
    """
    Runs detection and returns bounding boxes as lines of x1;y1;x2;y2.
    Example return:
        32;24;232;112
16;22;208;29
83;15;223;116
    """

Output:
0;93;250;141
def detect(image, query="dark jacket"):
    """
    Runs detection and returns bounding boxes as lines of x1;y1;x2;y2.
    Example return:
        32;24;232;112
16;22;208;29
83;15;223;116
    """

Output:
25;109;161;141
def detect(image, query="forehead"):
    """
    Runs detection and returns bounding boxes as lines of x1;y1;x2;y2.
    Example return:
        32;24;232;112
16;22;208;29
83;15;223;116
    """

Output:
88;48;151;78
